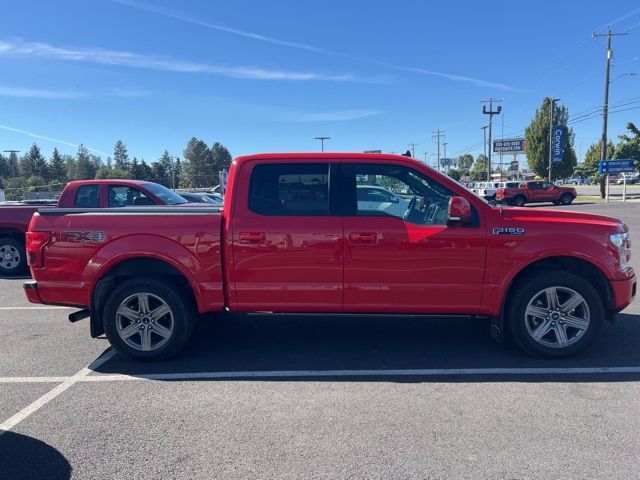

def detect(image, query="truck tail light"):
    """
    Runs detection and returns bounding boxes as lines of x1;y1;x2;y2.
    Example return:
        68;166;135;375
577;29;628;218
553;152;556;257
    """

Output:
26;231;51;268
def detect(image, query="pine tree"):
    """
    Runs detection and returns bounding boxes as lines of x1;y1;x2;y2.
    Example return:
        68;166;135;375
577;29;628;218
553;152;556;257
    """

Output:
49;148;68;187
20;144;49;180
130;158;141;179
211;142;232;173
7;151;19;178
182;137;212;187
152;150;173;187
75;145;97;180
0;154;8;179
138;160;153;181
525;97;577;180
113;140;130;171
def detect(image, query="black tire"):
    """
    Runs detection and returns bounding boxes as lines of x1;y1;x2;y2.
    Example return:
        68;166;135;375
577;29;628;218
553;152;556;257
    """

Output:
103;277;196;360
560;193;574;205
513;195;526;207
508;271;603;357
0;237;27;276
552;200;560;205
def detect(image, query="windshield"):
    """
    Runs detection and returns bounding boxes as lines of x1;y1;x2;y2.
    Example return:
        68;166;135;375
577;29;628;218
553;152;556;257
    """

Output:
142;183;188;205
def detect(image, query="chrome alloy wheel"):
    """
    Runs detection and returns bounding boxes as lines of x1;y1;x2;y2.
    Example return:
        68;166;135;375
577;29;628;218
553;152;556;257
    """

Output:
524;286;590;349
115;292;174;352
0;244;20;271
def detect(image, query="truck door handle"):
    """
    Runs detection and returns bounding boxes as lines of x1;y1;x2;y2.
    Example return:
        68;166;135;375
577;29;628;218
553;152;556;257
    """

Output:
349;232;377;244
239;232;266;244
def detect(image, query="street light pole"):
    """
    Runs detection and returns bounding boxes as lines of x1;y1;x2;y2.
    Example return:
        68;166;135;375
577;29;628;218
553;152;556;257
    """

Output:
314;136;331;152
547;98;561;183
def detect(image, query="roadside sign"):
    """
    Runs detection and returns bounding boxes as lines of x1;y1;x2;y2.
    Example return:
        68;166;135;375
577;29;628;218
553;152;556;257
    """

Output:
552;125;565;163
599;159;636;174
493;138;525;153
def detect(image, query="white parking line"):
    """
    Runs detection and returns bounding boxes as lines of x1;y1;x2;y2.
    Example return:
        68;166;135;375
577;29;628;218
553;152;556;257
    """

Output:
0;350;116;437
0;306;72;310
2;365;640;385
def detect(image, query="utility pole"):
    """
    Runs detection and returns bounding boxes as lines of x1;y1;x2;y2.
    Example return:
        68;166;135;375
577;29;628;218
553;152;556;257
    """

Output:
314;136;331;152
593;28;628;200
423;152;429;164
432;130;445;172
481;126;489;180
547;98;561;182
408;143;418;158
481;98;502;182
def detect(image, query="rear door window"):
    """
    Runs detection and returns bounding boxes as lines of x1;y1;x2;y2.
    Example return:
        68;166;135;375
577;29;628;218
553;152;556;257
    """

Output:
108;186;152;207
249;163;330;216
74;185;99;208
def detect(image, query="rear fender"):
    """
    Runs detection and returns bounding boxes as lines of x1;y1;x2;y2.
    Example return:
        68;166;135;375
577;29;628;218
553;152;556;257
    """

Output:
85;235;205;312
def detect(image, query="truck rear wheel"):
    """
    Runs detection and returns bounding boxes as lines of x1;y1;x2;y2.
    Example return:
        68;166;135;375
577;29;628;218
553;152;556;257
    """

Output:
513;195;526;207
103;277;196;360
0;237;27;276
508;271;603;357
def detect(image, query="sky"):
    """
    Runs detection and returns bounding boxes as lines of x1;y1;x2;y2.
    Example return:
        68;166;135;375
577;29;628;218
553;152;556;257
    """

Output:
0;0;639;166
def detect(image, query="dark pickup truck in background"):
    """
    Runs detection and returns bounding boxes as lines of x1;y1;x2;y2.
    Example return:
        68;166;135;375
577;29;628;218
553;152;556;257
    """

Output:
0;179;191;275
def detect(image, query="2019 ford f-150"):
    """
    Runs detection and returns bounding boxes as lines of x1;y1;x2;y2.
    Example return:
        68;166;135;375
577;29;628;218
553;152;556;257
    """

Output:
24;153;636;359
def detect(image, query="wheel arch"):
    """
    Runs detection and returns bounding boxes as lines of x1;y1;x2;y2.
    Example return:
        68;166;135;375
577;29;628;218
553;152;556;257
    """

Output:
90;257;198;338
500;255;613;327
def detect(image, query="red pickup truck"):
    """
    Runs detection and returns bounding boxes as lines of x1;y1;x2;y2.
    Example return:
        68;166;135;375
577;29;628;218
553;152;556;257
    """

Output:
495;180;577;207
0;180;191;275
24;153;636;359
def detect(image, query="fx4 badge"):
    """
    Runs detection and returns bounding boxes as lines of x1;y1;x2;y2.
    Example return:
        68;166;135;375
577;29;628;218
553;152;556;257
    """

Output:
60;231;105;243
492;227;525;236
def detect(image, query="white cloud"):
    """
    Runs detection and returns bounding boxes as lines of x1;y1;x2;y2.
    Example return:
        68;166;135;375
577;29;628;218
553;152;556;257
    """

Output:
0;85;150;99
0;39;361;82
0;123;108;156
285;109;383;122
112;0;521;91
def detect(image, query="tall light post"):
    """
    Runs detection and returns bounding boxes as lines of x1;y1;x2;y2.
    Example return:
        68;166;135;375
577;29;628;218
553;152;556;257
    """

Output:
314;136;331;152
547;98;561;183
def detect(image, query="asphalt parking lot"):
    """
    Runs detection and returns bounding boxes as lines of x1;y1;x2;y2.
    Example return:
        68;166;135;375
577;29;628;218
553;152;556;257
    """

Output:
1;201;639;479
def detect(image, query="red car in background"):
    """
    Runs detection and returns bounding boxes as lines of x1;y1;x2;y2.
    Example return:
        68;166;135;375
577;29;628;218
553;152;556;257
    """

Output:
496;181;577;207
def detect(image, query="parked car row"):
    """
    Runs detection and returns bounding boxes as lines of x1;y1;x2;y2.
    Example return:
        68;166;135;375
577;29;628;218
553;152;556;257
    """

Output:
0;180;225;275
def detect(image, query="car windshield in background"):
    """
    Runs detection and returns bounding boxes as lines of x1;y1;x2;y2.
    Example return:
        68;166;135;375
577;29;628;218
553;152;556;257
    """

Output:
142;183;188;205
178;192;222;205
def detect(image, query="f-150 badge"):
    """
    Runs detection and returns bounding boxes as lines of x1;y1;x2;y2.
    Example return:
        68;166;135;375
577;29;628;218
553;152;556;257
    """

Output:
60;231;105;243
492;227;525;235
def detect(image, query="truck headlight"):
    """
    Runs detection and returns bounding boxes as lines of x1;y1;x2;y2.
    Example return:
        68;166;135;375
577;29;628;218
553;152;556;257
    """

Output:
610;232;631;271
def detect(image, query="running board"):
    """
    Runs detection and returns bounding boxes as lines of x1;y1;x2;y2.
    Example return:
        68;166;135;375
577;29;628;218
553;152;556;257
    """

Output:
68;309;90;323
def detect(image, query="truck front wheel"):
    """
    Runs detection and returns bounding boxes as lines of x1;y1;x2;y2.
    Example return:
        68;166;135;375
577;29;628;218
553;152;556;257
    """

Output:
103;277;196;360
560;193;574;205
508;271;603;357
513;195;526;207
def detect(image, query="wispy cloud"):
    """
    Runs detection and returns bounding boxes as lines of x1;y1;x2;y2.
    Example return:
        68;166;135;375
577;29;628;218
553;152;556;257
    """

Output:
284;109;383;122
112;0;521;91
0;39;362;82
0;124;108;156
0;85;150;99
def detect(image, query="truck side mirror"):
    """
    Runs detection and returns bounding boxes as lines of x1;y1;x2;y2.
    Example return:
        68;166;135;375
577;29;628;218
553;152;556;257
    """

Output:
447;196;472;226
